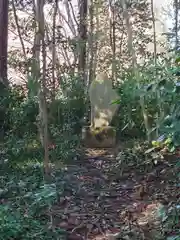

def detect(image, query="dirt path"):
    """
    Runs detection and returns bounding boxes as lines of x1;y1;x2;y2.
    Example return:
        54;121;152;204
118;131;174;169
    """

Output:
51;147;180;240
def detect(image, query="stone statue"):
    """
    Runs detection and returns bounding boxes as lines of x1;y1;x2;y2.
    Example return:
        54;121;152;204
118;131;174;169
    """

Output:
82;72;119;148
89;72;119;128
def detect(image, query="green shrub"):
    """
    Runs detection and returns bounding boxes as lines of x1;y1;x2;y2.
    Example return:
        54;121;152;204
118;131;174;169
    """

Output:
115;56;180;144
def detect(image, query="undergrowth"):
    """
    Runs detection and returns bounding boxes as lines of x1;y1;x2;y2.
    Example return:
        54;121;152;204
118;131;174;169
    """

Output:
0;55;180;239
0;157;67;239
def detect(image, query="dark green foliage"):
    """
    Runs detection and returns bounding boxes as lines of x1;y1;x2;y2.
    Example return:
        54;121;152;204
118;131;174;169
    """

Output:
114;56;180;147
0;82;10;139
1;75;85;164
0;162;66;240
1;56;180;239
1;84;38;138
114;73;146;138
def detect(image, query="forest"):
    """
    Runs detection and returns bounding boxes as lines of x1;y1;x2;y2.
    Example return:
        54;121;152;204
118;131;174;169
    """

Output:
0;0;180;239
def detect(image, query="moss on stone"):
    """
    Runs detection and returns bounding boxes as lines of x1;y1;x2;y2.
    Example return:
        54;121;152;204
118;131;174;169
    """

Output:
82;125;116;147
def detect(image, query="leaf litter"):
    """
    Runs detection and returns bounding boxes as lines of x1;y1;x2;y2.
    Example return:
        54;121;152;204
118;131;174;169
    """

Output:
50;145;180;240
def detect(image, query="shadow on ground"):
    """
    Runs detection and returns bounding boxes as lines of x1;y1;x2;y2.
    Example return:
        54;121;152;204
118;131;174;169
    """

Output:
50;146;180;240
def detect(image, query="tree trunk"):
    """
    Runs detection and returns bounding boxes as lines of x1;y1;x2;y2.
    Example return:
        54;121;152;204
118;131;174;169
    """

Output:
34;0;50;178
88;0;95;87
0;0;9;86
52;0;58;100
0;0;9;140
150;0;157;65
174;0;178;50
12;0;27;64
109;0;116;85
78;0;87;84
122;0;151;142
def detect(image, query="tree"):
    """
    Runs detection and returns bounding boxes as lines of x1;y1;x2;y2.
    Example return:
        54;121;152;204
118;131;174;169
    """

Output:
78;0;88;84
34;0;50;178
174;0;179;50
0;0;9;140
0;0;9;86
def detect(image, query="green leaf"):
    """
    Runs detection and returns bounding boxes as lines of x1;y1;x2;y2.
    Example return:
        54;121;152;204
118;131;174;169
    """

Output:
145;147;156;154
175;56;180;63
163;115;173;127
158;79;167;87
175;161;180;167
167;236;180;240
111;99;120;104
146;83;154;91
169;145;176;152
157;205;167;220
26;75;39;98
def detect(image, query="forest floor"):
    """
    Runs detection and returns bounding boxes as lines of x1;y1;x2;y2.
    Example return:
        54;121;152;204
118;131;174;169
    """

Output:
0;141;179;240
51;144;180;240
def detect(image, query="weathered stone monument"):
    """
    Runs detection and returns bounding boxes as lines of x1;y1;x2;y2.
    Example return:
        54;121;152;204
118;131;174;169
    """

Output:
82;72;119;148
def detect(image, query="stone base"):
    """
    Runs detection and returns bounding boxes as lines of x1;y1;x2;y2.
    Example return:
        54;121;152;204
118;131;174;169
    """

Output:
82;126;116;148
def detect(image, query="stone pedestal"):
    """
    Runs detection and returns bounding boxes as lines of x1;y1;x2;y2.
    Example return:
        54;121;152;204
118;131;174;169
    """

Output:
82;126;116;148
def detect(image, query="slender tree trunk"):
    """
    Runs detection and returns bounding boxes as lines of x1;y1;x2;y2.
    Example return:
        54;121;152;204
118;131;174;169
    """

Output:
174;0;178;50
64;0;76;36
93;0;99;78
34;0;50;178
109;0;116;85
88;0;95;87
52;0;58;100
78;0;87;84
122;0;136;68
150;0;157;65
122;0;151;142
12;1;27;61
151;0;165;140
0;0;9;86
0;0;9;140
